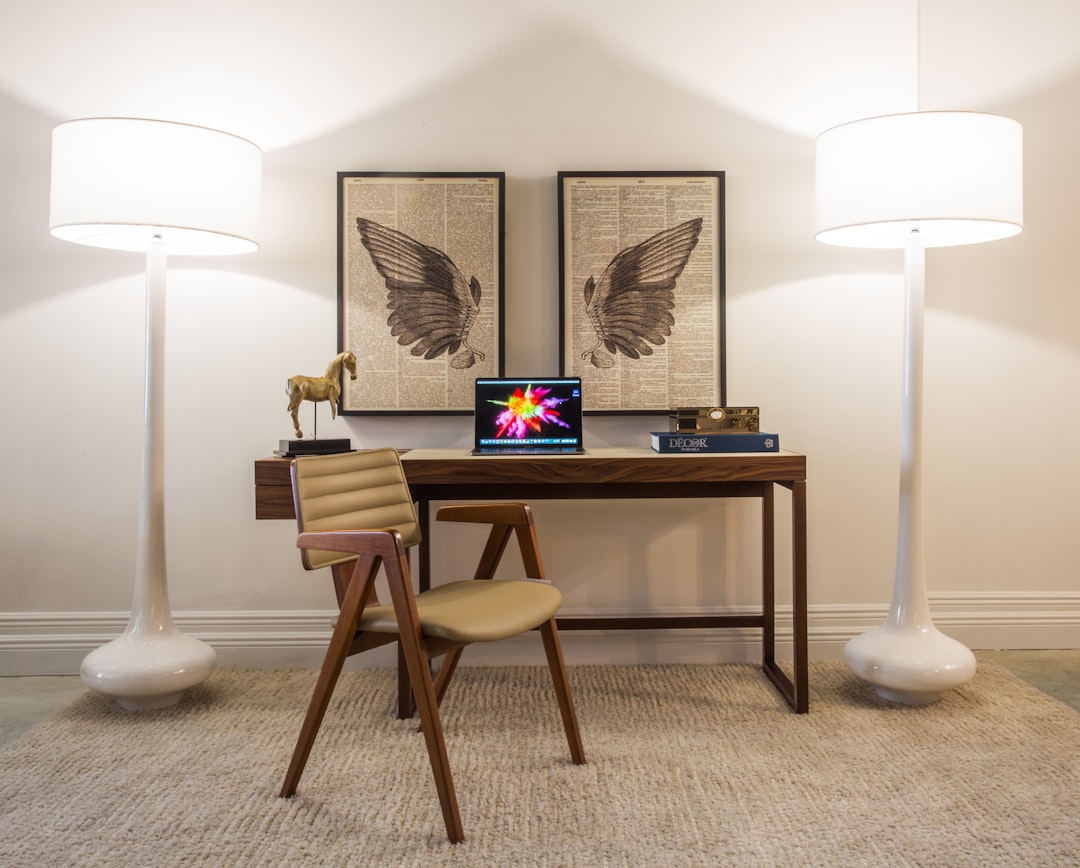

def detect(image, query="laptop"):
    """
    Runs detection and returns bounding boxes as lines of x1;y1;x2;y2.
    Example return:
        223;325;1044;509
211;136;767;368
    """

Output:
472;377;586;455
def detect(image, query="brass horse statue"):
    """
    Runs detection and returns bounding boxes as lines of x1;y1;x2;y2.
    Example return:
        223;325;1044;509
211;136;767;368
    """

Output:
286;351;357;439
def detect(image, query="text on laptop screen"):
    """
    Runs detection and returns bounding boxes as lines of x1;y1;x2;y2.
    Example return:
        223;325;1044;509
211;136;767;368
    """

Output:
474;378;583;448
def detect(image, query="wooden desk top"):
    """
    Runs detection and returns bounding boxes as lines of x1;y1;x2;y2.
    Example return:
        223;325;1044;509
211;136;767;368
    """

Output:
399;447;805;485
255;448;805;519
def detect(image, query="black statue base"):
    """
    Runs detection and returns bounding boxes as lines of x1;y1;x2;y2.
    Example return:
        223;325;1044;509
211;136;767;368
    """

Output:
275;438;352;458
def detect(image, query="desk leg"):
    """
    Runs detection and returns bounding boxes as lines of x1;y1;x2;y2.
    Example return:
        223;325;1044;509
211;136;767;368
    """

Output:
761;482;776;669
396;497;432;720
760;480;810;713
417;496;431;594
791;479;808;712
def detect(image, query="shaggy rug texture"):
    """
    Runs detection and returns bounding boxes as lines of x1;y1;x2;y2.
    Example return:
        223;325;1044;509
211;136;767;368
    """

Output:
1;662;1077;866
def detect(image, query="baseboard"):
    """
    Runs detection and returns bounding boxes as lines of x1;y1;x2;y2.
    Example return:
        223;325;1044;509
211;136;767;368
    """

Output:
2;592;1078;676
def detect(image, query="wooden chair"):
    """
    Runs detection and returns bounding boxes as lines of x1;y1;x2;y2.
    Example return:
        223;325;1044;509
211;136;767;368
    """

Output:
279;448;585;843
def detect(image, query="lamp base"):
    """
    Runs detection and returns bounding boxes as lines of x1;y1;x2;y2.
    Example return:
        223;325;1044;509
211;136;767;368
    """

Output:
81;629;216;712
843;623;976;706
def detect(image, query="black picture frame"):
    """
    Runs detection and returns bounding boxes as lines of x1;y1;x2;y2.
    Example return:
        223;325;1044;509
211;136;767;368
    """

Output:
338;171;505;414
557;171;726;414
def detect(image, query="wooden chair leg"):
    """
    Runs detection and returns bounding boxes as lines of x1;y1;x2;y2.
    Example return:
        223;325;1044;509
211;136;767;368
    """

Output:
433;647;465;705
398;621;465;841
539;618;586;765
399;642;464;721
382;547;466;843
280;654;344;797
281;558;377;797
396;642;413;720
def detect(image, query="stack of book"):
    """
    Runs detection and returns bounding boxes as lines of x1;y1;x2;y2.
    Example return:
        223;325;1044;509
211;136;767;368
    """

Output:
650;431;779;453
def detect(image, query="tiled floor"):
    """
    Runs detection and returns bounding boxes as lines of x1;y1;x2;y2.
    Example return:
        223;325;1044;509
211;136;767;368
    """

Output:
1;674;88;749
1;650;1077;750
974;649;1080;712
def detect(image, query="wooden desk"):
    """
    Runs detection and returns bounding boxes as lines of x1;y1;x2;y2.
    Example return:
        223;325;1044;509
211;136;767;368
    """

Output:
254;447;808;713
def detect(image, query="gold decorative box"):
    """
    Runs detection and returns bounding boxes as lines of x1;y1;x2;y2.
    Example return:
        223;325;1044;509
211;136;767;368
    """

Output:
669;407;760;433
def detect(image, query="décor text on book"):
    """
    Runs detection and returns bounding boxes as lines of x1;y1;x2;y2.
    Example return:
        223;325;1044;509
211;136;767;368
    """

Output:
650;432;779;453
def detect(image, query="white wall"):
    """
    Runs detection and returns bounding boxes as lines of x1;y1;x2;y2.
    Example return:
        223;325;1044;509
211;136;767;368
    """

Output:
1;0;1078;673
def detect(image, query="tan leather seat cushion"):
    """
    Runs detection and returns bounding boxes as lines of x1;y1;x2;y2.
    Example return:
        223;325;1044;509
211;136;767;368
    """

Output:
359;579;562;642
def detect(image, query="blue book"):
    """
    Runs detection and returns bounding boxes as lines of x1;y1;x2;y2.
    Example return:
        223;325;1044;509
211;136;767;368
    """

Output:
650;431;780;453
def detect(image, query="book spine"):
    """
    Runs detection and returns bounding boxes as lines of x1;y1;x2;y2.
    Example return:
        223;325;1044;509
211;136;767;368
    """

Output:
650;433;779;453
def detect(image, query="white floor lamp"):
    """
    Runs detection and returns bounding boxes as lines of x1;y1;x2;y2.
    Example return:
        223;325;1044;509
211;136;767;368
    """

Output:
49;118;262;710
815;111;1023;705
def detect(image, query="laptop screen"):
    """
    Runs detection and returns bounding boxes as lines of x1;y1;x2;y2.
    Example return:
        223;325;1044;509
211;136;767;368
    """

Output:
473;377;585;454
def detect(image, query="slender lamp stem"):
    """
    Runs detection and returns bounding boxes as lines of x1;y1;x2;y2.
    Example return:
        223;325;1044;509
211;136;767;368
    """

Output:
129;236;172;635
891;229;932;630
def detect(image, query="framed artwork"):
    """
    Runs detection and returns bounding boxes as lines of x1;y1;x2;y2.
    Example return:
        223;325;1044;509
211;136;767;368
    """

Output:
338;171;505;414
557;171;726;414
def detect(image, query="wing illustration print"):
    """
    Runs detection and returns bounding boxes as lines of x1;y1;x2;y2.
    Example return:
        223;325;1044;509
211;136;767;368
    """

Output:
580;217;703;368
356;217;484;369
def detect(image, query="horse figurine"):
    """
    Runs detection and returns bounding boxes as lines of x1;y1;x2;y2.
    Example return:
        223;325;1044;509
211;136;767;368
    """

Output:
286;351;357;439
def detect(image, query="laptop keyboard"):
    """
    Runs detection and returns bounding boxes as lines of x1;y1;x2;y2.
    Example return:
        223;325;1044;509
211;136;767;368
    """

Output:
473;446;585;455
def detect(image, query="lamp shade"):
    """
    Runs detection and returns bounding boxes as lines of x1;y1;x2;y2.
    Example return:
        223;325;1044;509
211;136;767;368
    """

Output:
50;118;261;256
815;111;1023;249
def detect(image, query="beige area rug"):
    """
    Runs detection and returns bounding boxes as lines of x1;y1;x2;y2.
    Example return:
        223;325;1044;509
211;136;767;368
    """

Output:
1;663;1077;867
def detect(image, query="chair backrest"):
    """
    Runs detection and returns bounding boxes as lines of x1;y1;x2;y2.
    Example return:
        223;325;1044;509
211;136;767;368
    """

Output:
291;448;421;571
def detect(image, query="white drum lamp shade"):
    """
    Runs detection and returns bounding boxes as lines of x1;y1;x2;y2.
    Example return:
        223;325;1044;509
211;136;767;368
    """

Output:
815;111;1022;705
50;117;261;256
816;111;1023;249
49;118;261;711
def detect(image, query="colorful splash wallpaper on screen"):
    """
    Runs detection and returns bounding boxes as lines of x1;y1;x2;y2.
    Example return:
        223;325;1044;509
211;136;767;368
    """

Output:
487;383;572;439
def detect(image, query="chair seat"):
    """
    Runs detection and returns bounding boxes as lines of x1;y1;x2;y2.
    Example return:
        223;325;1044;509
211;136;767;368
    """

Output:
359;579;563;643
